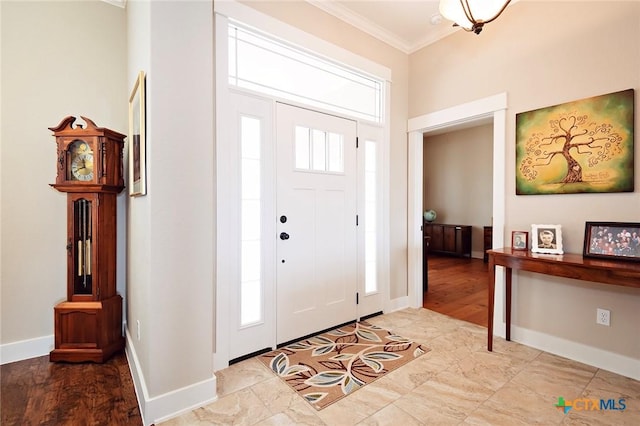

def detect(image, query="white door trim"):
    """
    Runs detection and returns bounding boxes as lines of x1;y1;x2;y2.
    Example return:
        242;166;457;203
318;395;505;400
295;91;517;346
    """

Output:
407;93;508;339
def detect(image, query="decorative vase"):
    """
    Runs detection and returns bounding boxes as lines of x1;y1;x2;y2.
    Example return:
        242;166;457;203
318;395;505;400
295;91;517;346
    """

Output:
423;209;437;223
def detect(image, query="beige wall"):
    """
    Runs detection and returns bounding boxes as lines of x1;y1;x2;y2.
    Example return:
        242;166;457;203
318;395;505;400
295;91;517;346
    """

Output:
423;124;493;257
239;1;410;299
411;1;640;363
1;2;216;419
0;1;127;345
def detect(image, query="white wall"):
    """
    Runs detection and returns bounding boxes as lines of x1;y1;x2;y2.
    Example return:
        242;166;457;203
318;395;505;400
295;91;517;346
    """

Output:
0;0;127;358
126;0;152;401
410;1;640;376
126;1;216;423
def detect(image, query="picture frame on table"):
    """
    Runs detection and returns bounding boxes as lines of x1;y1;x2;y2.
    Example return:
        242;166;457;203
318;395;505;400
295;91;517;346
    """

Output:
511;231;529;250
531;224;564;254
583;221;640;262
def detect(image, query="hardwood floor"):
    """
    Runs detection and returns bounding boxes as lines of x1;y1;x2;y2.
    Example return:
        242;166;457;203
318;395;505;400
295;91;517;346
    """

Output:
423;254;489;327
1;257;486;425
1;351;142;426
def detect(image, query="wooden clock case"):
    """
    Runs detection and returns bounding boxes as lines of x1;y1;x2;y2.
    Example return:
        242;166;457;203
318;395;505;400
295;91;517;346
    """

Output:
49;116;126;363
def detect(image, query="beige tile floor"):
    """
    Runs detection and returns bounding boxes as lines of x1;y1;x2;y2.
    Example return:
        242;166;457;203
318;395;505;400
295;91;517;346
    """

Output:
161;308;640;425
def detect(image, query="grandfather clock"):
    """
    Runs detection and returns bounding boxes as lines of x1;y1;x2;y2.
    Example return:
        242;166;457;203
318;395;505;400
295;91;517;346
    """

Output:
49;116;125;363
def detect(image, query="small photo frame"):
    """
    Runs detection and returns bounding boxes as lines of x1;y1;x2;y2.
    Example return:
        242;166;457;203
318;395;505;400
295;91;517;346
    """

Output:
531;224;564;254
129;70;146;196
511;231;529;250
583;222;640;262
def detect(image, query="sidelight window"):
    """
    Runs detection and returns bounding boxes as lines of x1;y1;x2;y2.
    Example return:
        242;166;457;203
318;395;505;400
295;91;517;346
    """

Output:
240;115;262;326
364;140;377;293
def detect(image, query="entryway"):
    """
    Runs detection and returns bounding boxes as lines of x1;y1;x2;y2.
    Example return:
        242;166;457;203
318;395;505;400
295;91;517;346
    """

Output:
215;9;391;370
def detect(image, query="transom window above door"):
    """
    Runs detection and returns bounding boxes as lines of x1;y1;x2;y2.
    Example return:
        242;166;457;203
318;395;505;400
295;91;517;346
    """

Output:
228;21;384;124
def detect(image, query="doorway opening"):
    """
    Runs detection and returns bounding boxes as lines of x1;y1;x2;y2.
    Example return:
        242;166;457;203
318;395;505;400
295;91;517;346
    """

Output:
407;93;507;339
421;124;493;327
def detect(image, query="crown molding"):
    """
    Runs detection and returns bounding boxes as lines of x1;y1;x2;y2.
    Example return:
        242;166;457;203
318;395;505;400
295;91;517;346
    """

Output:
306;1;460;54
306;0;413;53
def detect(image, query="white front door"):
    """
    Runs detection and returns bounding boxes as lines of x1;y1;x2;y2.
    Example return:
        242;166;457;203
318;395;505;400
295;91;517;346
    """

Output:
276;103;358;344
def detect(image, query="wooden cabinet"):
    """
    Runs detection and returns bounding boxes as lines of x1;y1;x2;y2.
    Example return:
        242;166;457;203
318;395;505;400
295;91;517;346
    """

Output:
423;223;472;257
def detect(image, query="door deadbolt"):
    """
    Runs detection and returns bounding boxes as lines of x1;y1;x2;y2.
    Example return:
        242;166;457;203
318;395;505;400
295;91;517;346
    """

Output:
280;215;287;223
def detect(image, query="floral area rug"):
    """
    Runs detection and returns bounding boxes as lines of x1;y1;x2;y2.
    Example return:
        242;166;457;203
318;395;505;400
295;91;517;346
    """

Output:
258;321;429;410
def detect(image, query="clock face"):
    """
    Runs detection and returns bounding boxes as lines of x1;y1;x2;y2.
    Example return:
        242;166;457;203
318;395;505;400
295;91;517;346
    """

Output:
69;140;94;181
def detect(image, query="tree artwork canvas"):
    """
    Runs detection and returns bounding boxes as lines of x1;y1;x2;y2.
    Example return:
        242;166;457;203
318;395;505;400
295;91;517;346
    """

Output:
516;89;634;195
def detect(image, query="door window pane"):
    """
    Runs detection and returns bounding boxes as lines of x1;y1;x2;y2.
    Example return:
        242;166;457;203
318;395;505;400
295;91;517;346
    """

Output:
328;132;344;172
312;129;326;171
241;158;261;200
240;116;262;326
295;127;344;173
295;126;310;169
364;140;377;294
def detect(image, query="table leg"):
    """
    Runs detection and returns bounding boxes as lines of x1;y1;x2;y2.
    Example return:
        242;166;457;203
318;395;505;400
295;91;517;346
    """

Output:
487;256;495;351
423;237;429;292
505;267;512;341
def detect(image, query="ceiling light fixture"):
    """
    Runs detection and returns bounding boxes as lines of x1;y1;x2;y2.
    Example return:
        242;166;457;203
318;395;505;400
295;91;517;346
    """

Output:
439;0;512;34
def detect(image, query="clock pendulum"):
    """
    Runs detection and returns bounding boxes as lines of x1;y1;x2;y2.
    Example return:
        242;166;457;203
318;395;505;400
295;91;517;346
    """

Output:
75;198;91;291
49;116;126;363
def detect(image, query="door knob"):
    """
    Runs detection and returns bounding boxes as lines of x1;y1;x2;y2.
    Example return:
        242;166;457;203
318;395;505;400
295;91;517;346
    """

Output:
280;232;290;240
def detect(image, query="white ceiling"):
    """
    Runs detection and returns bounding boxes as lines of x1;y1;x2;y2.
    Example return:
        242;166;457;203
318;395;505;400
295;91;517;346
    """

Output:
105;0;524;54
305;0;535;54
306;0;460;54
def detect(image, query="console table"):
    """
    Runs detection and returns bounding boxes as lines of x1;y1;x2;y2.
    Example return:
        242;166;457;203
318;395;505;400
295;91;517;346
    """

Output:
487;248;640;351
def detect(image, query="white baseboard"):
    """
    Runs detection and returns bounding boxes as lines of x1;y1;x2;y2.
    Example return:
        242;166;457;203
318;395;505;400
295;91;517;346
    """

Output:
124;328;217;426
386;295;409;313
511;325;640;381
0;335;53;365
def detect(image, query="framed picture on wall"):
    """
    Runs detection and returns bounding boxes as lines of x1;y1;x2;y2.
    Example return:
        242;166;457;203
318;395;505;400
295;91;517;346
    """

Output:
129;70;147;196
531;224;563;254
516;89;634;195
511;231;528;250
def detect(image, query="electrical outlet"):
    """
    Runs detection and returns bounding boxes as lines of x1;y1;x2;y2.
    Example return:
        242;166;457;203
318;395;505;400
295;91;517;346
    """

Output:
136;320;141;340
596;308;610;326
